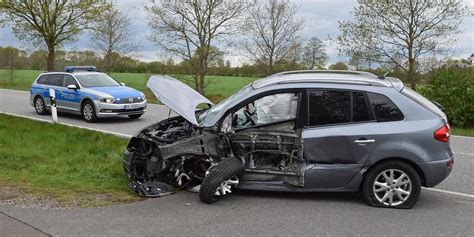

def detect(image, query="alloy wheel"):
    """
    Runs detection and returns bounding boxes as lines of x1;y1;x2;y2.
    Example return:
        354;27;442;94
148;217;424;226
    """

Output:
214;175;239;196
373;169;412;206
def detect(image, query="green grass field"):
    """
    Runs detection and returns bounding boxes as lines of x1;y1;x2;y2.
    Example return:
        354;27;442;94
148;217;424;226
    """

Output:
0;69;258;103
0;114;141;207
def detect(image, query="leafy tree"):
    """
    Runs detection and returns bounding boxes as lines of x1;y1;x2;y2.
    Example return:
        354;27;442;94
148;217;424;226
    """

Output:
0;0;109;71
337;0;468;90
0;47;20;83
329;62;349;70
419;66;474;128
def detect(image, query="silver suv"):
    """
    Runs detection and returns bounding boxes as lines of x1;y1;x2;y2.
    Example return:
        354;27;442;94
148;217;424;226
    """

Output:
123;70;453;209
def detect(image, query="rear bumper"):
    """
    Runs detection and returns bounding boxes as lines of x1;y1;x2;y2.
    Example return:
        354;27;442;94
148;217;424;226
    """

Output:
418;155;454;187
94;100;147;117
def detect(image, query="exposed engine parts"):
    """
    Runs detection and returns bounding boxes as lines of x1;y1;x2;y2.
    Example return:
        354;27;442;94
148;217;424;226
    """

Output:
123;116;303;198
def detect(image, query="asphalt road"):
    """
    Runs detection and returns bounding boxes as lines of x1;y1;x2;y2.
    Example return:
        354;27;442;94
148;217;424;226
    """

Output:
1;88;473;236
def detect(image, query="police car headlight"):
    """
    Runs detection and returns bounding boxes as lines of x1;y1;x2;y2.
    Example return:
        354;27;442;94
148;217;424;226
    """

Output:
141;94;146;100
99;97;115;103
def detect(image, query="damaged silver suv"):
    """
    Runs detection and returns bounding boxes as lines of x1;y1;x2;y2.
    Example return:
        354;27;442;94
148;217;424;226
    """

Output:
123;70;454;209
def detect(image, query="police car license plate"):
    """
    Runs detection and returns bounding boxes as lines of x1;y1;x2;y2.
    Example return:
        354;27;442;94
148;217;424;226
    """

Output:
124;104;138;110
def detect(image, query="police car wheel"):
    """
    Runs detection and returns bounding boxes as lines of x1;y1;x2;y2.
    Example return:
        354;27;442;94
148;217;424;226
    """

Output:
34;96;48;115
81;101;98;123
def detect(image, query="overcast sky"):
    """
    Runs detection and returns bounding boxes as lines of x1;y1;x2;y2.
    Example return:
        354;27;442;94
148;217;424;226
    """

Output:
0;0;472;66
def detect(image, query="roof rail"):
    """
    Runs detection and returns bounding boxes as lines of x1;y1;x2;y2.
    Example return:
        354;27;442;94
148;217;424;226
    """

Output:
270;70;377;78
64;66;97;73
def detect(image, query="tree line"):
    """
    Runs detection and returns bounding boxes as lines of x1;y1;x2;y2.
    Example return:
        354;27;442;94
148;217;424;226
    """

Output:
0;0;469;94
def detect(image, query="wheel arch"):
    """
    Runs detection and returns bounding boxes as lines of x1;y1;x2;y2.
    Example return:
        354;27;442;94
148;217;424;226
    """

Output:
362;157;427;189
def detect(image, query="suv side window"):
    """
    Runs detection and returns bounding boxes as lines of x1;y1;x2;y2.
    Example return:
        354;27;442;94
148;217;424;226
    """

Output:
308;90;372;126
367;92;404;122
63;75;78;87
47;74;63;87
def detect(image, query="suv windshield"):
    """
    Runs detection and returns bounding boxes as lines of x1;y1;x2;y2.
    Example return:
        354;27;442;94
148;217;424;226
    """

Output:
198;85;252;126
75;73;121;87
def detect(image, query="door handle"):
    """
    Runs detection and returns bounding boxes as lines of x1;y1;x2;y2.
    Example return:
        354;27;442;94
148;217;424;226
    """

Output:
354;139;375;144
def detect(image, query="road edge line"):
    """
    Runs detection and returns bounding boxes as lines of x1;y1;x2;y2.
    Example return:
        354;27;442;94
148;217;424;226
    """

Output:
422;187;474;199
0;111;132;139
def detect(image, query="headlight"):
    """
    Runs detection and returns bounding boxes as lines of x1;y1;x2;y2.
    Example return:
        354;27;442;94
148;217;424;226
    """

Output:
99;97;115;103
141;94;146;100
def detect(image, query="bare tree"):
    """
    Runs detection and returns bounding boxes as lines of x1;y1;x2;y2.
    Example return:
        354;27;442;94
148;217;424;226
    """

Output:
243;0;304;76
0;47;20;83
301;37;327;69
146;0;250;94
90;3;138;73
0;1;109;71
337;0;468;89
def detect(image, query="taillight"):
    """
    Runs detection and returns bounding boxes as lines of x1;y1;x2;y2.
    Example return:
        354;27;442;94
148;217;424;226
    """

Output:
434;124;450;142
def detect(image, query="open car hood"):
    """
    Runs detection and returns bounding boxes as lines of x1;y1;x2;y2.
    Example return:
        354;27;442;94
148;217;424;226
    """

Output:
147;75;214;125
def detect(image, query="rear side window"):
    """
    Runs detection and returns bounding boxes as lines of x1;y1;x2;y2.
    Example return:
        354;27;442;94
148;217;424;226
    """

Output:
308;90;372;126
367;92;404;122
47;74;63;87
37;76;48;84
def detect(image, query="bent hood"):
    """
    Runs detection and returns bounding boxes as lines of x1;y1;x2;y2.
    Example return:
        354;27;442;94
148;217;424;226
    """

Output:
147;75;213;125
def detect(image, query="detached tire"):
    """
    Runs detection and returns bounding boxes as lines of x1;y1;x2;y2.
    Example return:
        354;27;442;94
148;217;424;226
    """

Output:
199;158;245;204
362;160;421;209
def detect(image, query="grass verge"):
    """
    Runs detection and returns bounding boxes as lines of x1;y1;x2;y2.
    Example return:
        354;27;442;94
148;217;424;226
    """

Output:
0;114;141;207
451;127;474;137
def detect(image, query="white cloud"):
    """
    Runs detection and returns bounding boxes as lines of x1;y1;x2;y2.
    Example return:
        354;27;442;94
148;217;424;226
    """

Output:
0;0;472;65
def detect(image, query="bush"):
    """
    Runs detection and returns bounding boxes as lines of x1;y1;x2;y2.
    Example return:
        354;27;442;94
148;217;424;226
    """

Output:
418;66;474;128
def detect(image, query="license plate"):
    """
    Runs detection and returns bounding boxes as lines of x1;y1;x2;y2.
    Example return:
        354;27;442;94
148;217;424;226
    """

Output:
124;104;137;110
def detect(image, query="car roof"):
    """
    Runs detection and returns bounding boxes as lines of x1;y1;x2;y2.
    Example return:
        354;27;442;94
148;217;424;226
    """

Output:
251;70;397;89
38;71;103;77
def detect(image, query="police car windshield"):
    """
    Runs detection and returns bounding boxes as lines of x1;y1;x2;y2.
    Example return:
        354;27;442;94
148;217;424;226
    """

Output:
75;73;121;87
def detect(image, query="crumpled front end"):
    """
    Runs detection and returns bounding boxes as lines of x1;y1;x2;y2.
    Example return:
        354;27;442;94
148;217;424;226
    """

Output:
122;115;221;196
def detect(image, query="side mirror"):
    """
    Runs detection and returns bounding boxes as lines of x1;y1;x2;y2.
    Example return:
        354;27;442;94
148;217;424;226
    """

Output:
120;82;126;86
67;84;77;90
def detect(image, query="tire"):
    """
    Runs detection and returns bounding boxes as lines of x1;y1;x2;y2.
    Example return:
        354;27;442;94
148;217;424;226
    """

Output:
199;158;245;204
34;96;48;115
128;114;142;119
81;100;98;123
362;160;421;209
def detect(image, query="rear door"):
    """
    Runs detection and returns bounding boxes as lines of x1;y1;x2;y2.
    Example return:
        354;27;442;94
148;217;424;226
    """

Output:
303;89;378;189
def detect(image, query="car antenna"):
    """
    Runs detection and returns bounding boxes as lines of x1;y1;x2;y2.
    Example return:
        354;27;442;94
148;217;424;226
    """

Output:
377;71;390;80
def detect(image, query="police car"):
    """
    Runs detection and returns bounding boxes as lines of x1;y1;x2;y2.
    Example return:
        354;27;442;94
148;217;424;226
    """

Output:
30;66;147;122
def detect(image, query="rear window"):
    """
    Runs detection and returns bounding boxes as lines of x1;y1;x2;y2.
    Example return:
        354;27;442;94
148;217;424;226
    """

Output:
401;87;446;120
47;74;64;87
308;90;372;126
367;92;404;122
37;75;48;84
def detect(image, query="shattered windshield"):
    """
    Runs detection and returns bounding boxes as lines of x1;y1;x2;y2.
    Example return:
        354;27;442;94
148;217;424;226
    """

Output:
198;85;252;126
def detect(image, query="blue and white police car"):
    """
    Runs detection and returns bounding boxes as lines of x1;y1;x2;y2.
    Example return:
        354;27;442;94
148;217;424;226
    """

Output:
30;66;147;122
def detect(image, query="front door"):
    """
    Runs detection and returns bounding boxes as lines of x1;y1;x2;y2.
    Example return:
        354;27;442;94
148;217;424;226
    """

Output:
57;75;81;112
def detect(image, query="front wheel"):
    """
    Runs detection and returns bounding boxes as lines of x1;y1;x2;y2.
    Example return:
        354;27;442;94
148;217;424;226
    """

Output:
81;101;98;123
362;161;421;209
199;158;245;204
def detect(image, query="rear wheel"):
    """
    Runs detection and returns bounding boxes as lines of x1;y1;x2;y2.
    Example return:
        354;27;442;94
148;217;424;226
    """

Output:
34;96;48;115
199;158;245;204
128;114;142;119
81;101;98;123
362;161;421;209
